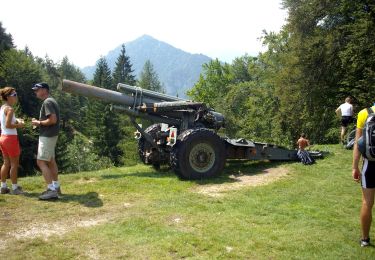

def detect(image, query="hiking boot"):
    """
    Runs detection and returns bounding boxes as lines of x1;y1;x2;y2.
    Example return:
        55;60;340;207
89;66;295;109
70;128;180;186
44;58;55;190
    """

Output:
11;186;24;195
41;187;61;196
41;189;48;195
41;187;60;195
55;186;62;196
1;187;10;194
360;238;370;247
39;189;58;200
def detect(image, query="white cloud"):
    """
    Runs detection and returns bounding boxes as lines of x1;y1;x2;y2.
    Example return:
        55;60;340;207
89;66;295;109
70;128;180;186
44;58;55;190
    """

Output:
0;0;287;67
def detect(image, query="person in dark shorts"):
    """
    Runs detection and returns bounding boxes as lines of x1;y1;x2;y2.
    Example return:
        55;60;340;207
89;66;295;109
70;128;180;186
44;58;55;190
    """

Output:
336;97;353;144
352;103;375;247
341;116;353;127
336;97;354;143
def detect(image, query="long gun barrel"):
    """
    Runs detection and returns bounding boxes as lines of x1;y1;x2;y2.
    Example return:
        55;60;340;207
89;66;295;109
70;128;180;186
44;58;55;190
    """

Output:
62;80;135;105
117;83;185;102
62;79;224;130
62;79;174;106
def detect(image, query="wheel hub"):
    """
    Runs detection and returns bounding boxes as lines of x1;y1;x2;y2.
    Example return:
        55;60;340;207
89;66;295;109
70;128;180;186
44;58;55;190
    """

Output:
189;143;215;173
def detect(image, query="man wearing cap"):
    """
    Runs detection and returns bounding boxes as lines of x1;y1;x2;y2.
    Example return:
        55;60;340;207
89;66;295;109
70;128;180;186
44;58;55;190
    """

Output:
31;82;61;200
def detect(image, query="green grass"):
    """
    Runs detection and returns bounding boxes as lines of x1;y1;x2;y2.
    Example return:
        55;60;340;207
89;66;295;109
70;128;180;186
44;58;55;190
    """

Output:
1;144;374;259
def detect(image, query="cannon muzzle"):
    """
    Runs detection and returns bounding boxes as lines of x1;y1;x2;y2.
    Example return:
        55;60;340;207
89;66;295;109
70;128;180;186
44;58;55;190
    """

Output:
62;80;135;105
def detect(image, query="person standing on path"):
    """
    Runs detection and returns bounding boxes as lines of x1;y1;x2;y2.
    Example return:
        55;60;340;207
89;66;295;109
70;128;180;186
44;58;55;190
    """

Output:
31;83;61;200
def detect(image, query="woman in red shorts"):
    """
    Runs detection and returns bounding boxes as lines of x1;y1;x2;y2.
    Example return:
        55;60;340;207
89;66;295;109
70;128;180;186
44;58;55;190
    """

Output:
0;87;25;195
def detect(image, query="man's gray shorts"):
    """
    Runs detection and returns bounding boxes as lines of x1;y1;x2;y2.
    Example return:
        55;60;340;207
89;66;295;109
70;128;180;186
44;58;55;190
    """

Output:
37;136;58;161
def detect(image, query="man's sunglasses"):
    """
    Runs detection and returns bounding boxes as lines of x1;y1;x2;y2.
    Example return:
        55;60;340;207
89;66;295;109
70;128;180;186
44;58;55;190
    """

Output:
9;92;17;97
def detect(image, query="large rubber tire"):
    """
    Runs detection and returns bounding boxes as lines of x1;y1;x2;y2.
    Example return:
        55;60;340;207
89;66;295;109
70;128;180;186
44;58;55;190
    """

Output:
170;128;226;179
138;123;162;163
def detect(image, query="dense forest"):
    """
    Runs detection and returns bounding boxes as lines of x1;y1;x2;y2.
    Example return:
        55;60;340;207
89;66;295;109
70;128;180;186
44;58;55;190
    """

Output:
0;0;374;176
189;0;375;146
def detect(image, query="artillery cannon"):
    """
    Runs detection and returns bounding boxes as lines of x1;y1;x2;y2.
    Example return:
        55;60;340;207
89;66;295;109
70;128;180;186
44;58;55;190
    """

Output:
62;80;307;179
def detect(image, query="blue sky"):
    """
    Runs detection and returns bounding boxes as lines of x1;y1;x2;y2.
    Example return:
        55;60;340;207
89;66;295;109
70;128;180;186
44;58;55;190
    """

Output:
0;0;287;67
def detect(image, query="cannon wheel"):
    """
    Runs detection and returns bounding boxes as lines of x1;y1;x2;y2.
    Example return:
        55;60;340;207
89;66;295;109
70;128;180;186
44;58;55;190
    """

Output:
138;123;162;165
170;128;226;179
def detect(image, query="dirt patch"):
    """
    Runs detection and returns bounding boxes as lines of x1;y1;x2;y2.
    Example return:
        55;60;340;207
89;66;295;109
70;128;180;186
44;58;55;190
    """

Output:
167;215;183;225
194;166;290;197
1;202;134;250
0;216;112;257
12;216;111;240
0;200;136;253
85;246;101;260
75;177;98;185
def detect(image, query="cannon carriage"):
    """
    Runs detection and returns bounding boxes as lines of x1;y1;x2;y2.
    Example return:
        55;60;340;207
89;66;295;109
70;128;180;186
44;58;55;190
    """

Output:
62;80;307;179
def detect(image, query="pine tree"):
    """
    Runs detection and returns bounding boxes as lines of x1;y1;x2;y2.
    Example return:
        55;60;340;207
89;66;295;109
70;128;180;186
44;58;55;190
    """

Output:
112;44;136;87
53;57;89;170
138;60;164;92
112;44;139;165
91;57;123;166
0;22;14;53
0;22;14;70
93;57;112;88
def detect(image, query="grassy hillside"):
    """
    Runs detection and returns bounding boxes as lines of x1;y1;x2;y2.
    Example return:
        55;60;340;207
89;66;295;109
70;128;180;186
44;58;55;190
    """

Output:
1;145;374;259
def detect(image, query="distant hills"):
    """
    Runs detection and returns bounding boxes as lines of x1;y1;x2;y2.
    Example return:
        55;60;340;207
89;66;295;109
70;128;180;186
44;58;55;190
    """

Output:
81;35;212;97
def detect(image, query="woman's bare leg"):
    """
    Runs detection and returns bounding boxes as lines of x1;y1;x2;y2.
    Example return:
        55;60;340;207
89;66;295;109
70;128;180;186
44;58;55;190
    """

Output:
1;156;10;183
9;156;19;185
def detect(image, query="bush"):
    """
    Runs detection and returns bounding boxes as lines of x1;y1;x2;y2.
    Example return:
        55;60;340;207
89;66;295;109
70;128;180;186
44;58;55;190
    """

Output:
63;134;113;173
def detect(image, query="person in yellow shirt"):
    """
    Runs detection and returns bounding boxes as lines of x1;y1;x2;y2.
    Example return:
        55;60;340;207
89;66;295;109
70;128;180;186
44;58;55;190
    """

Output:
352;104;375;247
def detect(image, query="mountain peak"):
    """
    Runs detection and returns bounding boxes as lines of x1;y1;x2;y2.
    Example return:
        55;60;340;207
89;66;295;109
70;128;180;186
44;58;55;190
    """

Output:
135;34;157;41
81;36;212;97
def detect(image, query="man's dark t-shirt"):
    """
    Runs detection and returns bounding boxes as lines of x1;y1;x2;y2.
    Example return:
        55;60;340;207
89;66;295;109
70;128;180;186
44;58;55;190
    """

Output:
39;97;60;137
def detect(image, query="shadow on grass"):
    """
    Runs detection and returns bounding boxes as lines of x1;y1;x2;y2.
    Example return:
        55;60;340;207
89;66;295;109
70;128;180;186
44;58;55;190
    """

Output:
24;191;103;208
101;166;174;180
101;160;296;186
191;160;296;186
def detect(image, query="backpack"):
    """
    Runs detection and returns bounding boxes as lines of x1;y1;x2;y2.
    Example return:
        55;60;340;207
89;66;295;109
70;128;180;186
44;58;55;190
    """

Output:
358;107;375;161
